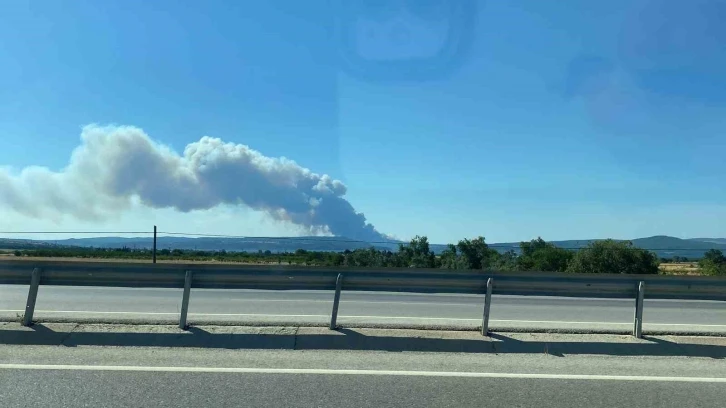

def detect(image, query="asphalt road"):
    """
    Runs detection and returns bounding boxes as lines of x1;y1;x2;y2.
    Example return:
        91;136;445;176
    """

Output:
4;370;724;408
1;285;725;332
2;344;726;407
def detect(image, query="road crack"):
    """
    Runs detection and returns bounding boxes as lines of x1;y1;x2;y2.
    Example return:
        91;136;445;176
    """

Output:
59;323;80;347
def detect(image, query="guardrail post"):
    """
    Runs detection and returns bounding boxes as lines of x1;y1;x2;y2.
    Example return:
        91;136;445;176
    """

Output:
482;278;493;336
633;281;645;338
152;225;157;264
329;274;343;330
179;270;193;329
23;268;42;326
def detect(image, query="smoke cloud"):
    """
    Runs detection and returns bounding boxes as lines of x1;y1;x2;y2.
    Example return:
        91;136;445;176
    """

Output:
0;125;385;241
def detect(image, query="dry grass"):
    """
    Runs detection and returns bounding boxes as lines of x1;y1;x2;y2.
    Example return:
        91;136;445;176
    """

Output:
659;262;702;275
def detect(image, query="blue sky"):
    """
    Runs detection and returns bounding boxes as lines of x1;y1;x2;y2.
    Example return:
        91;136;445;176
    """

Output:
1;0;725;243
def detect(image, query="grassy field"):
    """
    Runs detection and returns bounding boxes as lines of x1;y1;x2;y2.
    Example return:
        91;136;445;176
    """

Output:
659;262;701;275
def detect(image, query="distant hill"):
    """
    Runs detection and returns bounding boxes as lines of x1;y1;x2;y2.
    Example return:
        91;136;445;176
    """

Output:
632;236;725;250
690;238;726;245
0;238;61;250
2;235;725;259
629;236;726;259
471;235;726;259
12;236;401;253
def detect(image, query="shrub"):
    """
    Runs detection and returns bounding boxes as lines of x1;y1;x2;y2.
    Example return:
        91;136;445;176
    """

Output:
517;238;573;272
699;249;726;276
566;240;659;274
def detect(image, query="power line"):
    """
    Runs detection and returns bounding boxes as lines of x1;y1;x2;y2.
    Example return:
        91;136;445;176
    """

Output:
0;231;151;235
154;232;726;250
157;231;393;244
0;230;384;243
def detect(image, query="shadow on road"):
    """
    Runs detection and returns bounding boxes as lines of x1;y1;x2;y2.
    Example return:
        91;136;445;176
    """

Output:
0;323;724;358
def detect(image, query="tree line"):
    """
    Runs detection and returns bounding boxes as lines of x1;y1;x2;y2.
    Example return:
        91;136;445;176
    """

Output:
14;235;671;275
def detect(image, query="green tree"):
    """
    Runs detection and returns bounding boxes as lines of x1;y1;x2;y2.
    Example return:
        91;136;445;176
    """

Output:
699;260;726;276
699;249;726;276
491;249;519;271
439;244;461;269
456;237;495;269
517;237;573;272
438;237;500;270
398;236;436;268
566;240;659;274
703;249;726;264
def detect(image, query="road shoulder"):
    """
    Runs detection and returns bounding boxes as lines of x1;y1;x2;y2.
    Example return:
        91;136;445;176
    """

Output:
1;322;725;358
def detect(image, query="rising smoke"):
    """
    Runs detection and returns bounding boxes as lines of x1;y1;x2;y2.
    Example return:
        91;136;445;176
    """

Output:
0;125;386;241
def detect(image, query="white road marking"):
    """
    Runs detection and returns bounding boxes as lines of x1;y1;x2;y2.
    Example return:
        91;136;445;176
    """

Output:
0;364;725;382
1;309;726;328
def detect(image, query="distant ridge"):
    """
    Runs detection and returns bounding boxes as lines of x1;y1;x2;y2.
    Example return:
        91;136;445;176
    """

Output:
491;236;726;259
1;235;725;259
689;238;726;245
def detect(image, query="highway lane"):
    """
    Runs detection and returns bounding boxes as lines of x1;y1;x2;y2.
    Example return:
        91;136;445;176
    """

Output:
3;369;724;408
2;345;726;407
1;285;725;331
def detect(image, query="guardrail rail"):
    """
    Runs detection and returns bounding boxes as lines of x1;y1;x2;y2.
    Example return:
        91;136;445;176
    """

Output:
1;259;725;338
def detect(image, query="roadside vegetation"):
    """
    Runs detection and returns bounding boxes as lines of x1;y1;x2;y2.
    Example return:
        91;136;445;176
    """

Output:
11;236;673;275
698;249;726;276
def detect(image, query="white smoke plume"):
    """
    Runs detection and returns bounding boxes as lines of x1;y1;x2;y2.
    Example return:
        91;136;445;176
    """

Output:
0;125;385;241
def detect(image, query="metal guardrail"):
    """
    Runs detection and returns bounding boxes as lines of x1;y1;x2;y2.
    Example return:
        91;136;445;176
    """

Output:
1;259;725;338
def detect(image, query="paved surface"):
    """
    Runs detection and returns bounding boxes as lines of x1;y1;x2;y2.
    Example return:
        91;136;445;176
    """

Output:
1;335;726;407
1;285;725;333
3;370;724;407
3;323;726;356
